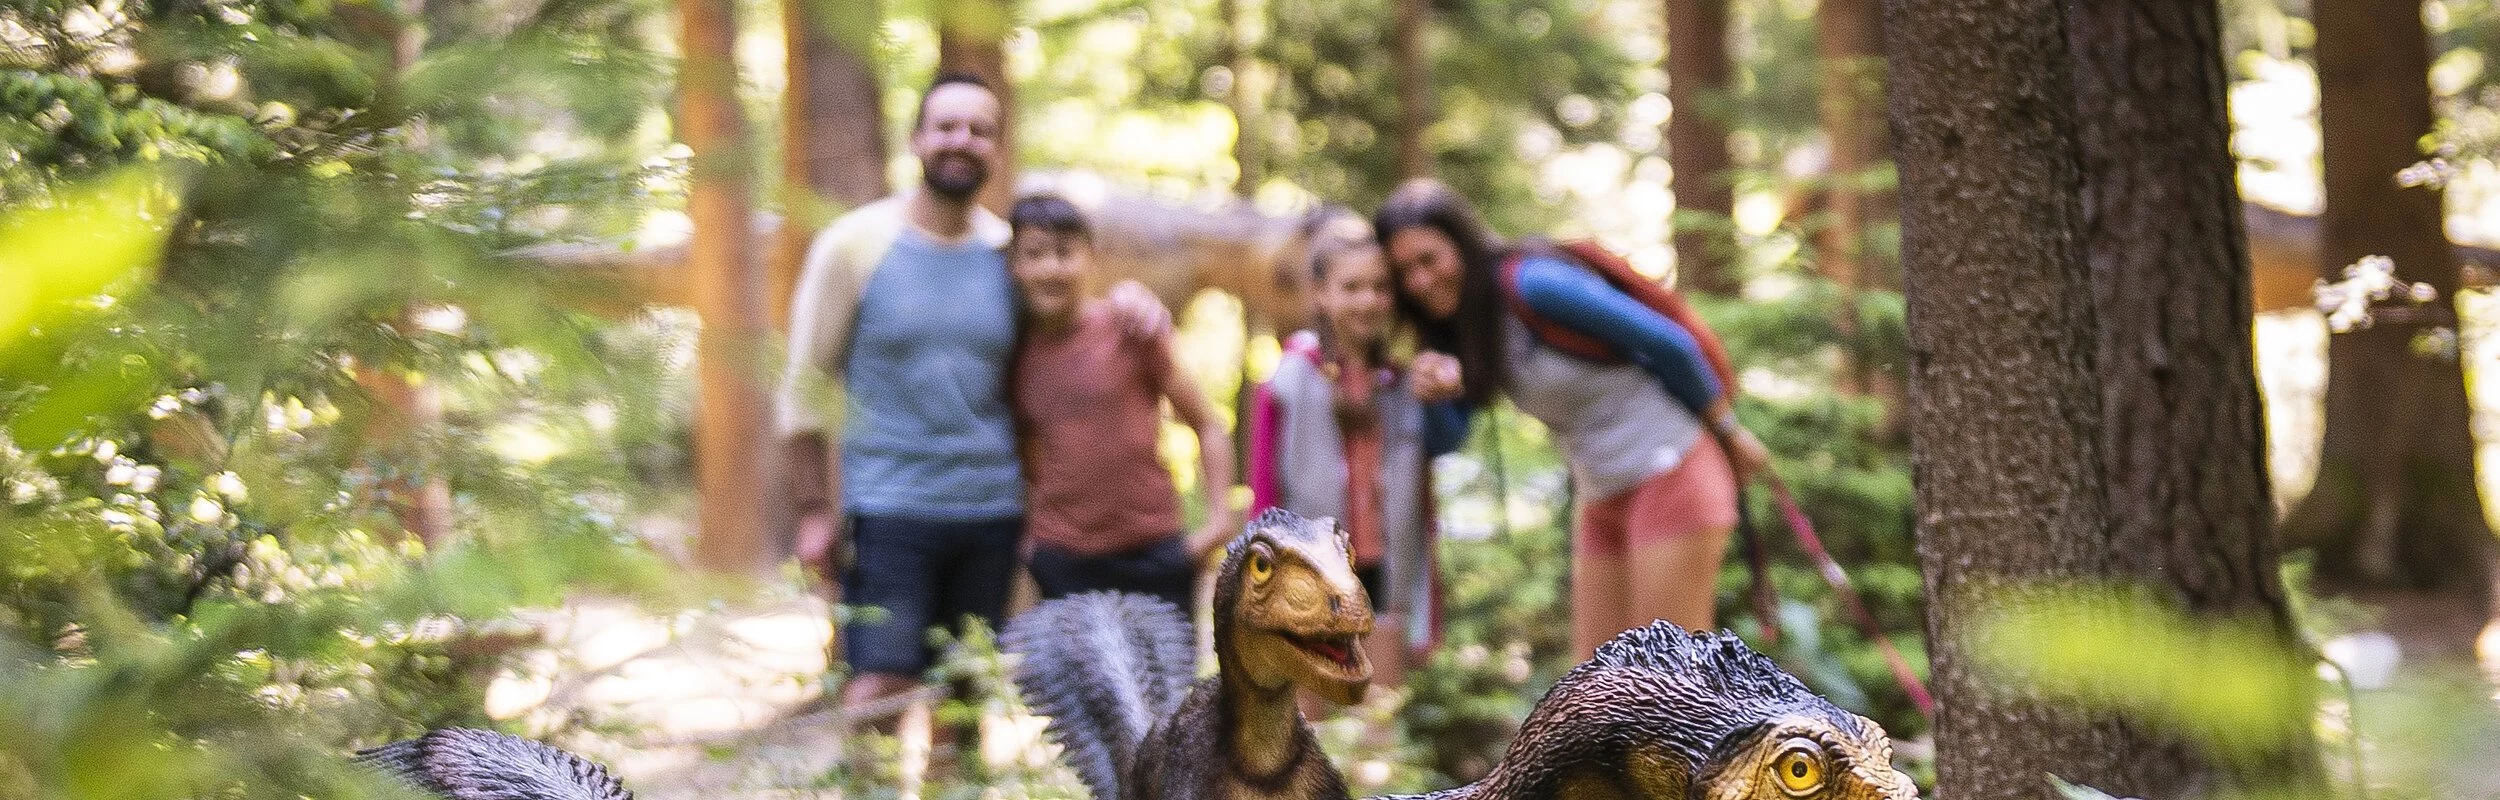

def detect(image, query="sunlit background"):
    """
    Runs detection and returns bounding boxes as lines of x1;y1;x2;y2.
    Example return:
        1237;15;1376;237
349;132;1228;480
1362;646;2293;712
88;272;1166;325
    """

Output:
6;0;2500;797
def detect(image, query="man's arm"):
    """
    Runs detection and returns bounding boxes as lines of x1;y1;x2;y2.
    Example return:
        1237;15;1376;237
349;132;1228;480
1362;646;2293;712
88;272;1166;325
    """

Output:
779;208;886;572
788;432;844;575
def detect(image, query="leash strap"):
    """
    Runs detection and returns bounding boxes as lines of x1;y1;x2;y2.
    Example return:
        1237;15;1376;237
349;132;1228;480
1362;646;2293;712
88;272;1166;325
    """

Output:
1760;471;1937;718
1737;486;1781;647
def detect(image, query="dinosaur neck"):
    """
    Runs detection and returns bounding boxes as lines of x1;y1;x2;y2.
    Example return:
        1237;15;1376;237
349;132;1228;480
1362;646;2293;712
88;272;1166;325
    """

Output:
1217;666;1306;779
1444;698;1649;800
1210;616;1311;781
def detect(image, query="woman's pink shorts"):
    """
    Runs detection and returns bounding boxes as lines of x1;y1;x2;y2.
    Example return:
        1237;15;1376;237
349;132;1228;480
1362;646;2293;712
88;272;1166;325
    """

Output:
1574;434;1741;557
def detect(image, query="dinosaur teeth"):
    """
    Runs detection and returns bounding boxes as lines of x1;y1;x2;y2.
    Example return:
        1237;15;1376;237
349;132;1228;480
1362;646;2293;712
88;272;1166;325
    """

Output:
1287;634;1360;668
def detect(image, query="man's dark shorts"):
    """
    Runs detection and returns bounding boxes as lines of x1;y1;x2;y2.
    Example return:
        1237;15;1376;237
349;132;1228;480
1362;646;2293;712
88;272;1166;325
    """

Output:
1026;536;1196;612
841;514;1024;677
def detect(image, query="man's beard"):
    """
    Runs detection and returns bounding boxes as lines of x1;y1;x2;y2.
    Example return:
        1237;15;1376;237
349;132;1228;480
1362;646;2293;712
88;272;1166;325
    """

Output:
922;153;988;200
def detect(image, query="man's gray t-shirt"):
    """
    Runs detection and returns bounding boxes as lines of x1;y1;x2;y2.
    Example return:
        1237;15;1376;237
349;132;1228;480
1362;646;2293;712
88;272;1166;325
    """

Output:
840;225;1024;520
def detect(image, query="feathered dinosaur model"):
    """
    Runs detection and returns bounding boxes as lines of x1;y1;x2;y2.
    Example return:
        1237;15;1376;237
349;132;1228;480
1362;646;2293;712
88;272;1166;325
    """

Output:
1004;507;1376;800
356;727;633;800
1009;512;1919;800
1377;622;1919;800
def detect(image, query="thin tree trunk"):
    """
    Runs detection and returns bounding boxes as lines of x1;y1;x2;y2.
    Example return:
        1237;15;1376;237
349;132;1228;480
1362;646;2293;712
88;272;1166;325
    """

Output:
778;0;889;325
2283;0;2494;657
1220;0;1262;196
681;0;771;573
1667;0;1737;295
938;0;1014;215
1885;0;2137;796
1815;0;1892;396
1391;0;1430;180
370;0;452;548
2068;0;2320;794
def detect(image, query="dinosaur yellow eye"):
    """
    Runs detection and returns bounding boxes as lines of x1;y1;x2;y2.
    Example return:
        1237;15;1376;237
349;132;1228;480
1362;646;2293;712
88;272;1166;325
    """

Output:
1247;549;1274;583
1771;740;1825;796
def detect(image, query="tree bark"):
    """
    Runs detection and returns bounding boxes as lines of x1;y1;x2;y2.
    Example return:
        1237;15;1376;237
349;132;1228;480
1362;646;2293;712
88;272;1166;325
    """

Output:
2283;0;2495;657
937;0;1015;215
1885;0;2138;796
1814;0;1888;297
777;0;889;326
680;0;772;573
2067;0;2319;794
1391;0;1431;180
1667;0;1738;295
1218;0;1257;195
1814;0;1893;397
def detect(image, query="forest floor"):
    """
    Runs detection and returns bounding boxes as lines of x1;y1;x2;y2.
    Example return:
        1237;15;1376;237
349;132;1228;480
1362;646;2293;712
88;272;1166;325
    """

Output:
485;592;862;799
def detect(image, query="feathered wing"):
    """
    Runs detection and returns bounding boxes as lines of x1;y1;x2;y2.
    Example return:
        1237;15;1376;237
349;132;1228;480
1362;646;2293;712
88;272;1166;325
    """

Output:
1001;591;1199;800
356;728;633;800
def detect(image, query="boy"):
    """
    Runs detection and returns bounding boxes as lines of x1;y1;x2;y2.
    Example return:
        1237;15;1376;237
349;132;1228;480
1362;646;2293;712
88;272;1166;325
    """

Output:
1007;194;1238;610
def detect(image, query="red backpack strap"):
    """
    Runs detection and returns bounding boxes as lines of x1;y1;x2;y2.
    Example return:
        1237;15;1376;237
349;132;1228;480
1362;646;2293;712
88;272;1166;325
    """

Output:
1541;241;1741;394
1498;249;1626;364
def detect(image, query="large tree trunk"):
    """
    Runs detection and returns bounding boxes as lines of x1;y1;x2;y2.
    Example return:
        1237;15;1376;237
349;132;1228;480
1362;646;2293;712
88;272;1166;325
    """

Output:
1666;0;1738;295
1814;0;1894;397
937;0;1015;215
1391;0;1431;180
2282;0;2495;657
2067;0;2319;794
1885;1;2139;796
777;0;888;325
680;0;771;573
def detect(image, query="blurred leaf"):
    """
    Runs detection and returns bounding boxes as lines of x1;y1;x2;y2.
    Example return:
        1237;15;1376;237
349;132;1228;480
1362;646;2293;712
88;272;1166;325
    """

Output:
0;167;174;349
1965;585;2310;761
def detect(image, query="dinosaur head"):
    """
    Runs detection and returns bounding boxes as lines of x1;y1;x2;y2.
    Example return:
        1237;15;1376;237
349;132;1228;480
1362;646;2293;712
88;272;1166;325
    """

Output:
1212;508;1375;705
1479;622;1917;800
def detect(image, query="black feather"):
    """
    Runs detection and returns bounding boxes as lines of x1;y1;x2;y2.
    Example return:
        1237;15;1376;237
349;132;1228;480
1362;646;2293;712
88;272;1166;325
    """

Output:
1001;591;1199;800
356;728;632;800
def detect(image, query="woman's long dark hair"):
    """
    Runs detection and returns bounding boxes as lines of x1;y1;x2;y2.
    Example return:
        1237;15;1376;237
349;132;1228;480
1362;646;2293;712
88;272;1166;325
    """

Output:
1371;179;1512;405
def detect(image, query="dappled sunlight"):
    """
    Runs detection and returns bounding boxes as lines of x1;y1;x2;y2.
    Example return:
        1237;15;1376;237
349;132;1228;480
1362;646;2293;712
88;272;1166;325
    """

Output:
8;0;2500;796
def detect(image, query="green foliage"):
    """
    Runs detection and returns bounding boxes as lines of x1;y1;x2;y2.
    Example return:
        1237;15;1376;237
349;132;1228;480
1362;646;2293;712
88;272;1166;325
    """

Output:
1;0;686;796
1009;0;1639;233
1685;281;1926;743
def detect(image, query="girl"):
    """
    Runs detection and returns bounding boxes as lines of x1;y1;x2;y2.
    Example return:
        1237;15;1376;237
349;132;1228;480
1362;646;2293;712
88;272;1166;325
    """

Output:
1251;212;1461;685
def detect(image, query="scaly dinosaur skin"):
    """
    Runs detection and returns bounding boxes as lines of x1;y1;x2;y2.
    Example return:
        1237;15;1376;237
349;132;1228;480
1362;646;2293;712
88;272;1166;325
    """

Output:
1374;623;1917;800
1009;508;1374;800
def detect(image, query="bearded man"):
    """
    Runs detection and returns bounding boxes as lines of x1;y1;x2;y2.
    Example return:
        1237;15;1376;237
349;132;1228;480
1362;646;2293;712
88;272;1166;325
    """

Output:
778;74;1170;721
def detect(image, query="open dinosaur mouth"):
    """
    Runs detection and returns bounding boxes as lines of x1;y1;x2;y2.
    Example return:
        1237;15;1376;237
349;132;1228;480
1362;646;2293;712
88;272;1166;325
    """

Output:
1285;633;1362;670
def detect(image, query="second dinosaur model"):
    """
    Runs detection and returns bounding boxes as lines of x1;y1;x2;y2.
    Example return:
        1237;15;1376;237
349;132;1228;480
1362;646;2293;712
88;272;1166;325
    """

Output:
1375;622;1920;800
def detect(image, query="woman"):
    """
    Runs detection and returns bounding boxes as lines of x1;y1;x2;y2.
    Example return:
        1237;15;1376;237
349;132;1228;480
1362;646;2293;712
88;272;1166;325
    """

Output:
1371;179;1770;658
